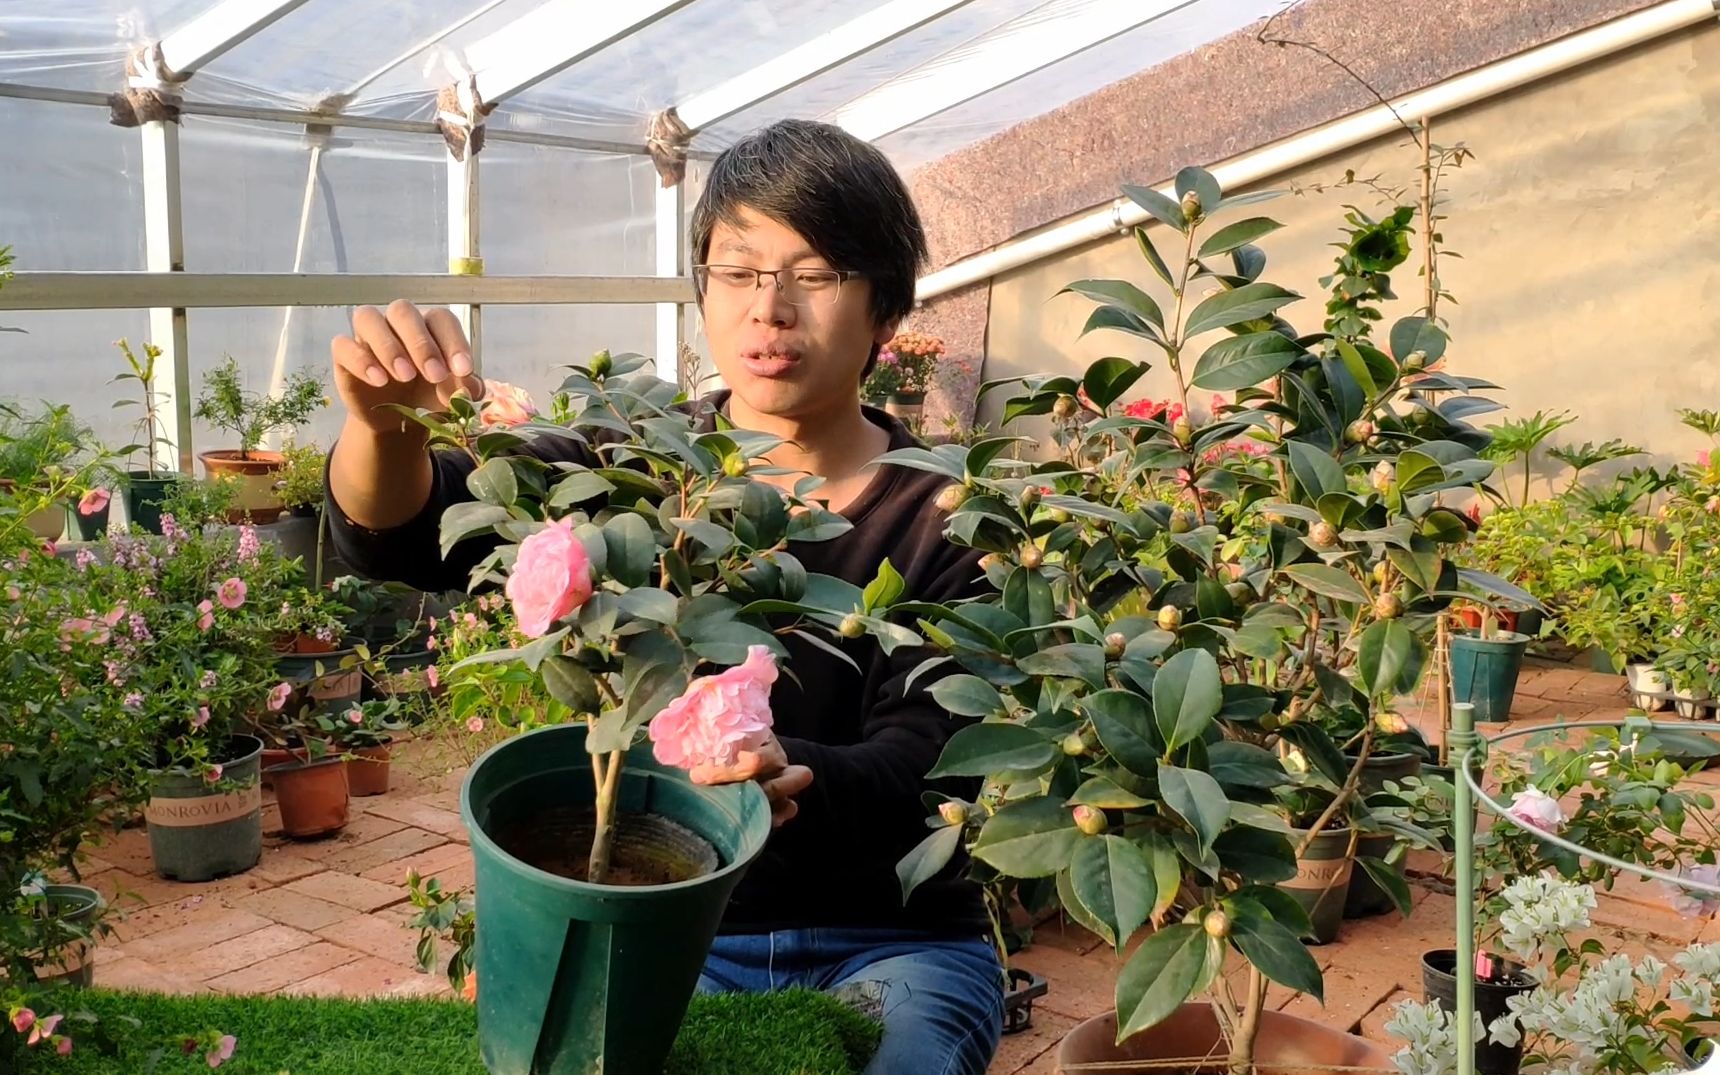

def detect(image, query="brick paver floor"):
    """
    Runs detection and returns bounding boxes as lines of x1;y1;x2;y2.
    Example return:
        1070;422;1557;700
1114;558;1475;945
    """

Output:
71;657;1720;1074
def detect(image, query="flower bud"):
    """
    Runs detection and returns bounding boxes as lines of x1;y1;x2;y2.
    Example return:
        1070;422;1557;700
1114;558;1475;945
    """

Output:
590;350;613;377
1203;910;1231;938
1020;544;1045;570
1172;417;1194;446
723;455;749;478
935;484;969;513
1372;562;1389;586
1062;733;1089;756
1374;592;1404;620
1157;605;1183;632
979;553;1004;573
1169;511;1194;534
1048;508;1072;524
1371;460;1396;494
1019;485;1042;510
1104;632;1127;659
1053;395;1079;420
1180;190;1203;219
1309;522;1339;549
939;801;969;826
1073;805;1107;835
1374;711;1410;735
1225;581;1253;606
839;613;866;639
1402;350;1426;373
1345;419;1376;445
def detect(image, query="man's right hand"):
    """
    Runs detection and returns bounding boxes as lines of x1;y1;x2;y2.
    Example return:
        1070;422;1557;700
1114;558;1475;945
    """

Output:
331;301;485;433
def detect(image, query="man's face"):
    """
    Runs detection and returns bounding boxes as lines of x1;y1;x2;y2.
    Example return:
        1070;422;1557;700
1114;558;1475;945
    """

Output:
699;207;893;420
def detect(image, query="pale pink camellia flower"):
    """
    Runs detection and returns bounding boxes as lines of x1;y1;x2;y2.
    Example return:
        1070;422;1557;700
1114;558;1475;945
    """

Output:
1707;495;1720;514
206;1034;237;1068
266;682;292;712
11;1008;34;1033
191;706;210;730
216;577;247;610
466;716;485;734
649;645;778;770
1504;786;1565;833
77;488;110;515
505;517;595;638
479;379;538;428
204;764;223;785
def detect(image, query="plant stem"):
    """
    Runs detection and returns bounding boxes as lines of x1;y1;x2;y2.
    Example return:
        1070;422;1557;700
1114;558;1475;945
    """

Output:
1295;729;1371;857
1228;966;1268;1075
587;748;625;885
1166;224;1199;419
1420;118;1436;320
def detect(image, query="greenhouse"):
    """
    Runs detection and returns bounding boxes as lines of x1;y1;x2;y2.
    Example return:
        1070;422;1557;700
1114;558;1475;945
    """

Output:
3;0;1720;1073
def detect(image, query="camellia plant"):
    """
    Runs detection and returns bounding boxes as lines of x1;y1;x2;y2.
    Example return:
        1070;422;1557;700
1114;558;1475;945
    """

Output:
398;354;915;883
889;167;1522;1069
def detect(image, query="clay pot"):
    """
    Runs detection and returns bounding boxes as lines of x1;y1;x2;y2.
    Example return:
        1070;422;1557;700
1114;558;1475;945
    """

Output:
267;755;350;838
345;742;392;797
199;449;286;524
1055;1003;1390;1074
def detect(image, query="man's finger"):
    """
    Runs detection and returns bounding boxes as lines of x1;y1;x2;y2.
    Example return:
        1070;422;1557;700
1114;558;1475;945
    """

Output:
424;307;475;378
332;335;389;389
770;800;799;828
385;300;448;383
759;765;813;803
352;305;414;383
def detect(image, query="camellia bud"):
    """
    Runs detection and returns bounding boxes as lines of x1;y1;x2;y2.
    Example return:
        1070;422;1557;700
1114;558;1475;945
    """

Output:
1345;419;1376;445
1203;910;1231;938
590;349;613;377
1372;561;1390;586
1048;508;1071;524
1225;581;1253;606
1371;460;1397;495
1169;511;1194;534
1171;417;1194;446
1073;805;1107;836
1104;632;1127;659
723;455;748;478
1062;733;1089;757
1019;485;1042;510
939;801;969;826
839;613;866;639
1402;350;1427;373
1374;592;1404;620
1053;394;1079;420
1374;711;1410;735
1019;543;1045;570
1157;605;1183;632
935;484;969;513
978;553;1004;573
1309;522;1339;549
1180;190;1202;220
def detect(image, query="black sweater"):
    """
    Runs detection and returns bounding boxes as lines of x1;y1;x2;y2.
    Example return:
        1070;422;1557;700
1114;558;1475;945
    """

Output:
326;394;991;936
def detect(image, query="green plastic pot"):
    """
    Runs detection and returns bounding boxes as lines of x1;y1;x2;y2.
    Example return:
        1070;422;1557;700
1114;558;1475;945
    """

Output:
120;472;183;535
462;722;771;1075
1449;632;1530;723
1283;825;1353;945
1343;752;1423;919
145;734;263;882
33;884;106;987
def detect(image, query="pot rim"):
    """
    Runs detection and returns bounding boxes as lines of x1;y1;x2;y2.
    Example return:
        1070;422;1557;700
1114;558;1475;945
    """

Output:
198;449;287;467
461;723;770;899
264;754;347;775
1452;630;1531;646
150;733;264;779
1421;947;1537;991
41;884;106;918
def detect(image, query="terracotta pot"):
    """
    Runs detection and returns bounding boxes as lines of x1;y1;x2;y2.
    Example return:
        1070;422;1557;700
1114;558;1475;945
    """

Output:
267;755;350;838
1456;606;1518;634
0;478;67;541
199;449;287;524
345;742;392;797
259;737;328;790
1055;1004;1391;1074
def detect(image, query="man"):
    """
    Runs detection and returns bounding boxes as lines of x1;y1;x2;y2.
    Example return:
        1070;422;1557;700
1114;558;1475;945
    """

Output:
324;119;1003;1075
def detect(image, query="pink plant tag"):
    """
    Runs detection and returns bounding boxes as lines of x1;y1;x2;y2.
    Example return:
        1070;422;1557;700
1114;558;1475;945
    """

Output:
1475;952;1495;980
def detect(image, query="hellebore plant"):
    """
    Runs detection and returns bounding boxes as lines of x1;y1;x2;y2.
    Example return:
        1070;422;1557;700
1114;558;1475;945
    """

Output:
398;356;914;884
890;167;1519;1071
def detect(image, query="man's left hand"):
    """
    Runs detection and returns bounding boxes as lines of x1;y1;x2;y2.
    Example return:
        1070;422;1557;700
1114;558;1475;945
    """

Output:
689;734;812;828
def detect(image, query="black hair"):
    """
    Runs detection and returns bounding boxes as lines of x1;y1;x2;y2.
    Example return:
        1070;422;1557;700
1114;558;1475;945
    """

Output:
689;119;928;378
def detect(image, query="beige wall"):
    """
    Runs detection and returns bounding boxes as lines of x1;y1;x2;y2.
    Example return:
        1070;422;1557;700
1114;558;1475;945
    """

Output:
980;24;1720;495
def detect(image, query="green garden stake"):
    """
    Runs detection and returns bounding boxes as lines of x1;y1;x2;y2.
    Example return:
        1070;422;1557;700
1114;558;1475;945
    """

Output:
1450;700;1480;1075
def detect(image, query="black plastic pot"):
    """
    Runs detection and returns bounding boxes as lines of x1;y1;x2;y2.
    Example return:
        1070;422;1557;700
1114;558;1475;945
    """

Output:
1422;949;1535;1075
1344;752;1424;918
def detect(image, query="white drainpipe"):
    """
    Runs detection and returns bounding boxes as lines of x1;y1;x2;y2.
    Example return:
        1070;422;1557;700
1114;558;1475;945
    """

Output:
915;0;1720;302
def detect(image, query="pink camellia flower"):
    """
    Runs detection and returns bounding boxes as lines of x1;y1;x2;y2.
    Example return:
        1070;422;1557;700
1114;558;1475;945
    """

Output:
11;1008;34;1033
1504;786;1565;833
216;577;247;610
649;645;778;770
204;764;223;785
191;706;210;730
77;488;110;515
479;379;538;428
504;517;595;638
466;716;485;734
206;1034;236;1068
267;682;292;712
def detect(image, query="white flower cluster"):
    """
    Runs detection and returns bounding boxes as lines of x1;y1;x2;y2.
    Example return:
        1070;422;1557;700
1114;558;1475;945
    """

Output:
1385;999;1485;1075
1670;943;1720;1017
1497;874;1596;964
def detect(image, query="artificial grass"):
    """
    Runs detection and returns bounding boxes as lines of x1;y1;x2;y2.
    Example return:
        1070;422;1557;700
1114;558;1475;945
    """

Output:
11;987;881;1075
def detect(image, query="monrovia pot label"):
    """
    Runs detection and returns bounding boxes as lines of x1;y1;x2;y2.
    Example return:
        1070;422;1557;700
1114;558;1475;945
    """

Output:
146;784;262;827
1281;856;1353;891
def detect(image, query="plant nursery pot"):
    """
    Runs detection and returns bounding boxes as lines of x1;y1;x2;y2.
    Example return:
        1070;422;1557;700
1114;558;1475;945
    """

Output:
267;754;351;838
255;512;346;580
1054;1003;1391;1074
31;884;106;988
63;498;110;541
884;392;925;426
461;722;771;1075
199;449;287;524
1674;690;1713;720
145;734;263;882
277;647;363;711
1456;606;1518;635
1284;825;1353;945
345;742;392;797
1422;949;1535;1075
1348;751;1423;797
120;471;183;535
1341;752;1423;918
1628;663;1671;711
1449;631;1530;723
0;479;67;541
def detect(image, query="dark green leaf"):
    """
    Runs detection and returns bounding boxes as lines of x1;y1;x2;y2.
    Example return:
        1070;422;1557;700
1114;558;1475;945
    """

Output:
862;557;907;614
1213;827;1298;883
1287;441;1345;499
1197;217;1283;258
1230;906;1324;999
1067;776;1152;809
1456;568;1545;612
736;481;790;549
928;723;1057;778
1358;619;1426;698
1082;357;1153;410
1002;393;1059;426
1184;282;1299;338
466;457;520;507
1390;316;1448;365
540;655;601;713
1018;644;1107;689
603;512;657;588
1175;167;1222;215
972;797;1082;877
1356;857;1413;916
1122;184;1185;231
1071;836;1157;953
617;587;678;625
671;517;735;561
1282;563;1369;604
1081;306;1162;344
547;469;616;510
1116;925;1210;1039
787;506;853;543
1084;690;1163;777
1160;766;1230;854
930;675;1006;718
1208;741;1290;789
438;502;511;557
1135;227;1175;288
1153;649;1222;753
1190;332;1302;391
1277;722;1349;785
897;825;964;904
1062;281;1165;331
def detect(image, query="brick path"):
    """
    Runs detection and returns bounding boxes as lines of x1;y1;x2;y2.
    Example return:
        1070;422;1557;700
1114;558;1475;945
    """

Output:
73;658;1720;1074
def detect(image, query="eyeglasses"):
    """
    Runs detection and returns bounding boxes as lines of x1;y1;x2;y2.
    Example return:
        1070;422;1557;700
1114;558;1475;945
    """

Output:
693;264;857;308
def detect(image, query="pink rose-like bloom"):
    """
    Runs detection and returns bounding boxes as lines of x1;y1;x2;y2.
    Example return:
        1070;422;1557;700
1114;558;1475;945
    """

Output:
204;764;223;785
347;709;363;724
207;1035;236;1068
480;379;537;428
28;1014;62;1046
1700;450;1711;468
191;706;210;730
11;1009;34;1033
216;577;247;610
77;488;110;515
649;645;778;770
466;717;485;734
267;682;292;712
1504;786;1565;833
504;517;595;638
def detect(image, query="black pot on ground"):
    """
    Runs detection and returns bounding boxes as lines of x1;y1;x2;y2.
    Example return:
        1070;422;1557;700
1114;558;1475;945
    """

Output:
1344;751;1424;919
1422;949;1535;1075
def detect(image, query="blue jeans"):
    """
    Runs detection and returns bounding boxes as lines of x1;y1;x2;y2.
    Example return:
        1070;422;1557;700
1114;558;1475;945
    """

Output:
699;928;1005;1075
